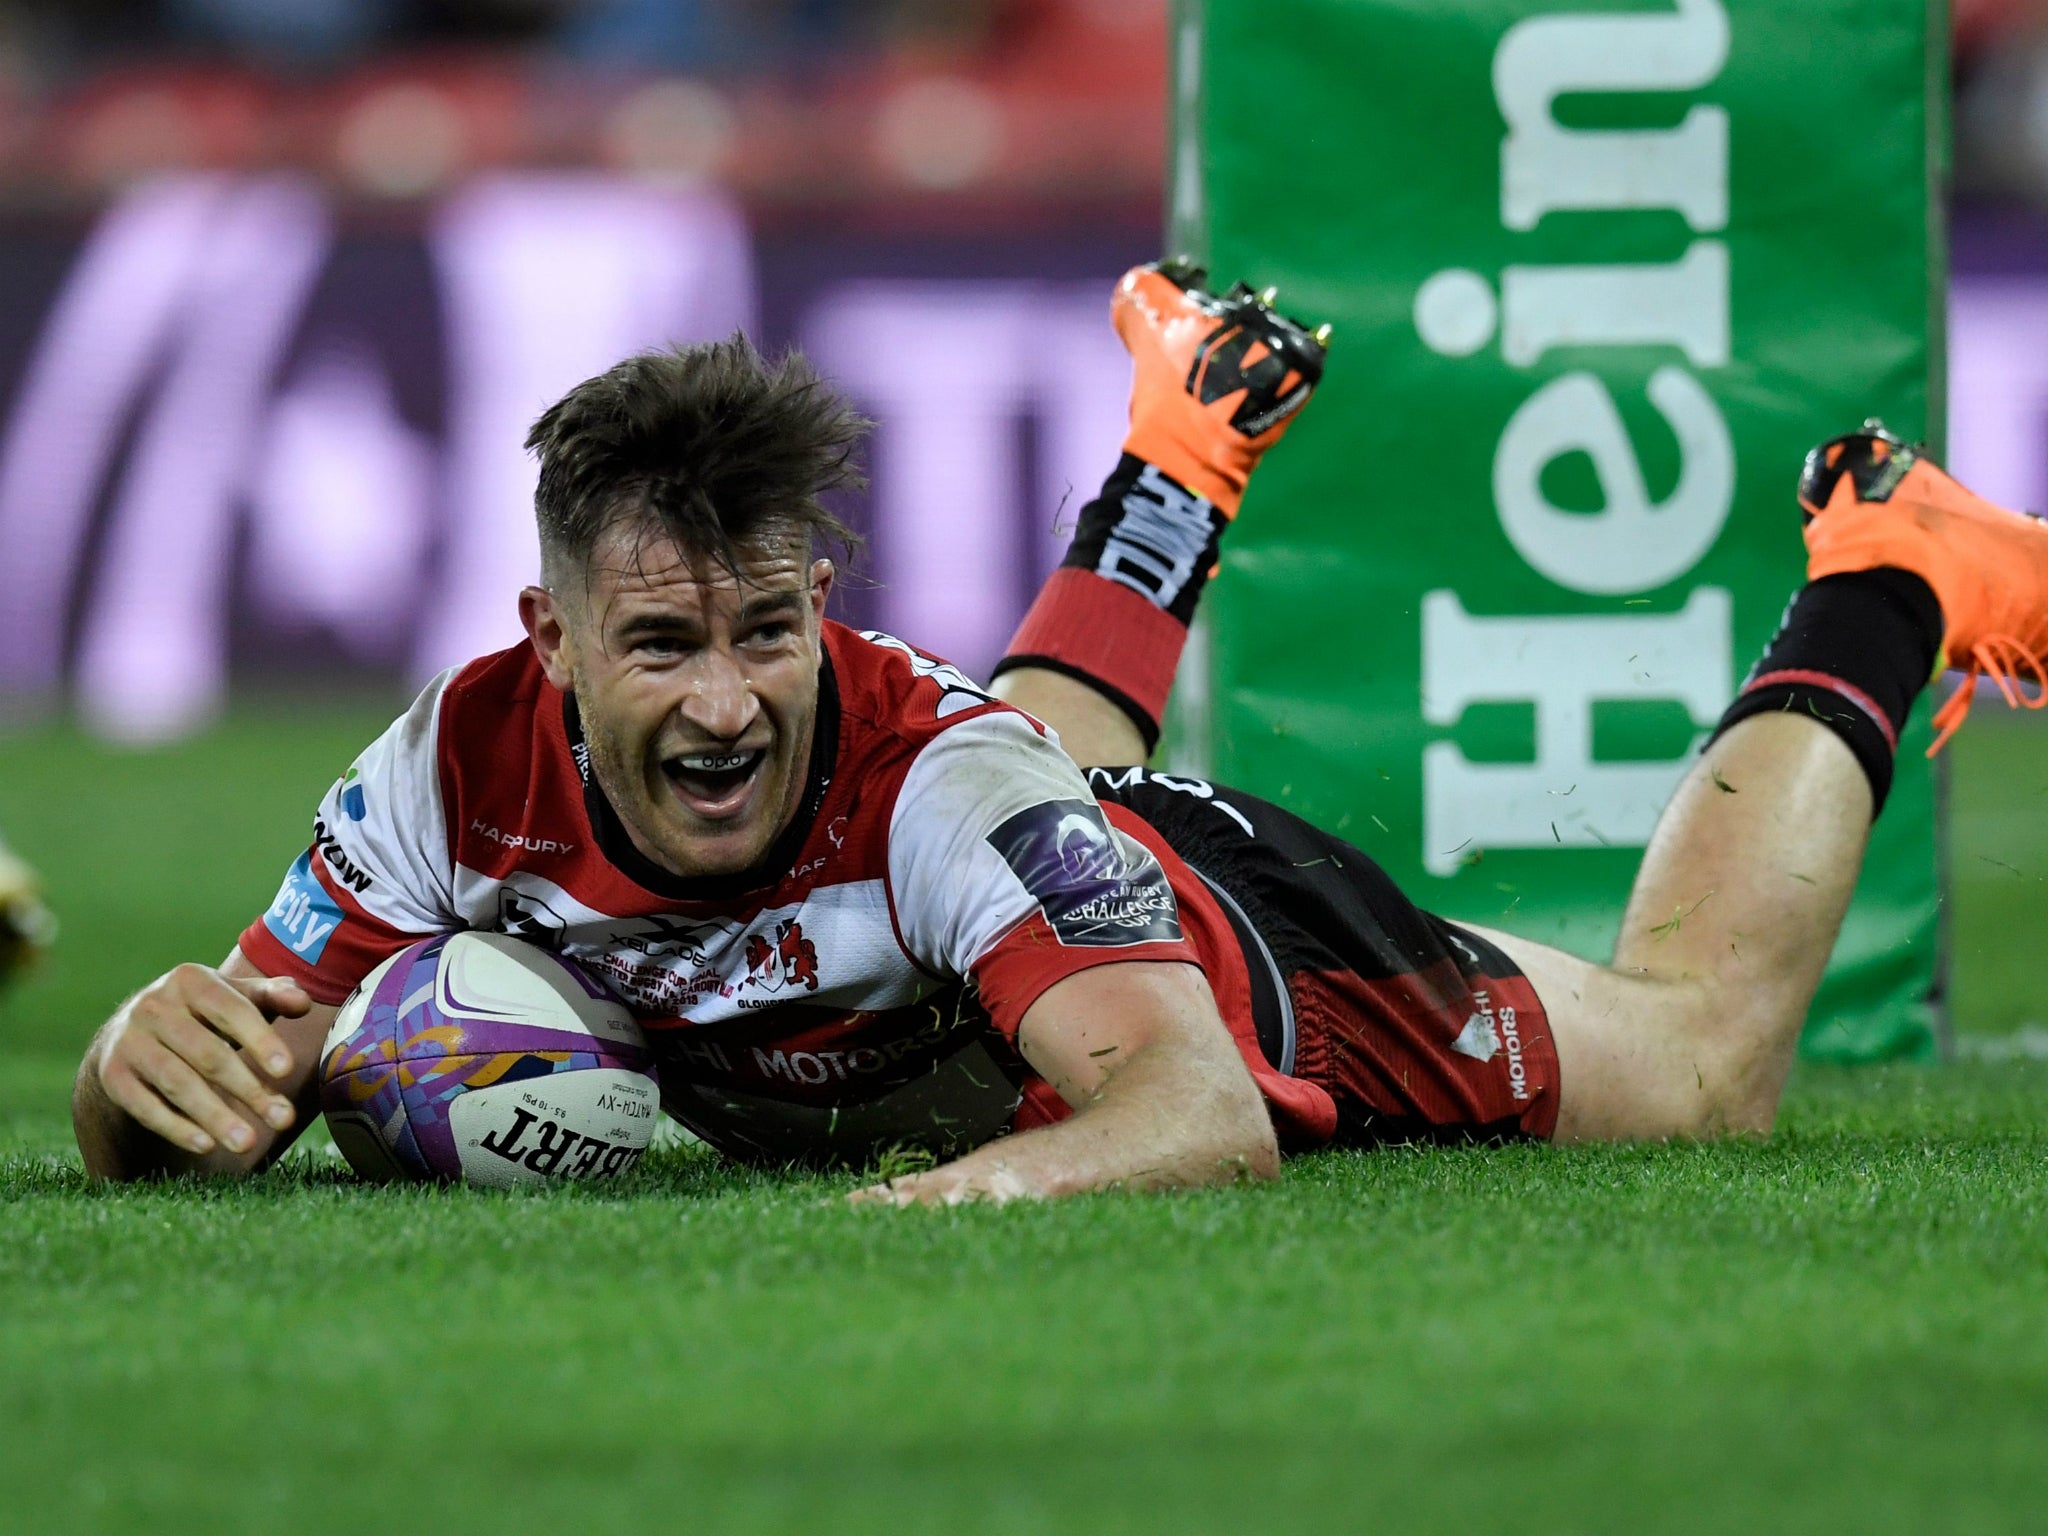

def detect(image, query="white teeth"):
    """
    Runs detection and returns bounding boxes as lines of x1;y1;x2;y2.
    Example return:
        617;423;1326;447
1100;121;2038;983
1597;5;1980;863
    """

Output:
673;751;759;773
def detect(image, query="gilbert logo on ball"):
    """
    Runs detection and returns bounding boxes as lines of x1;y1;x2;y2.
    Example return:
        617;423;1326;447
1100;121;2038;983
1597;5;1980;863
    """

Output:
320;931;658;1189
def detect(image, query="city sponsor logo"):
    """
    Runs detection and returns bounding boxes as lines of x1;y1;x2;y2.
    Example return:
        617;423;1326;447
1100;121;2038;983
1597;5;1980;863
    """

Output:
470;819;577;856
985;798;1183;948
310;818;373;894
476;1100;645;1179
261;852;344;961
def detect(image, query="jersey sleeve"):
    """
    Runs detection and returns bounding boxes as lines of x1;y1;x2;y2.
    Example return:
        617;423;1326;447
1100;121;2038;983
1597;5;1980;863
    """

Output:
886;709;1202;1039
237;671;461;1003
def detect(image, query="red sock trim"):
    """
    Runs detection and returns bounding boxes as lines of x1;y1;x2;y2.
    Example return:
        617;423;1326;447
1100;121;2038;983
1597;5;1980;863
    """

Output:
996;568;1189;740
1744;667;1899;753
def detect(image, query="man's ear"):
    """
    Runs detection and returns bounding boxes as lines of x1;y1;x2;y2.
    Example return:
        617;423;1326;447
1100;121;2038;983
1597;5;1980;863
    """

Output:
520;585;576;693
808;559;835;629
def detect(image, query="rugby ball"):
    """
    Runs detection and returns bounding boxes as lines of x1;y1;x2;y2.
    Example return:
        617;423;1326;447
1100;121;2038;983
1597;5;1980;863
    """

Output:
320;931;659;1189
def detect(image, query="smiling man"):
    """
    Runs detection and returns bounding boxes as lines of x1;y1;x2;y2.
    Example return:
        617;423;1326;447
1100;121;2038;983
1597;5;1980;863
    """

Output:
72;267;1324;1196
72;263;2048;1202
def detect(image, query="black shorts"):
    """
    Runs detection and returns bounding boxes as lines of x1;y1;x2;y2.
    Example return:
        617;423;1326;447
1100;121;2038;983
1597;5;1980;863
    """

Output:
1088;766;1561;1146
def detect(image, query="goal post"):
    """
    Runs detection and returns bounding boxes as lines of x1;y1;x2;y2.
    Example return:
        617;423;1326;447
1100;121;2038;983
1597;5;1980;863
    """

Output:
1164;0;1948;1060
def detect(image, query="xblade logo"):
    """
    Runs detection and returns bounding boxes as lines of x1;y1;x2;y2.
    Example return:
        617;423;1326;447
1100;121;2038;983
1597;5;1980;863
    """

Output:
497;889;568;950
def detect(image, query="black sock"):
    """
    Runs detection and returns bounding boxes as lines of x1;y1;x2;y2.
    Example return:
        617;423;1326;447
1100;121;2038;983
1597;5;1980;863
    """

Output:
991;454;1231;750
1709;568;1943;816
1046;452;1230;623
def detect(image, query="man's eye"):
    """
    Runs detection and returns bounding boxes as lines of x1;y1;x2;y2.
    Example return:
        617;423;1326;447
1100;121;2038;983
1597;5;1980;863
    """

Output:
745;622;793;647
636;636;689;657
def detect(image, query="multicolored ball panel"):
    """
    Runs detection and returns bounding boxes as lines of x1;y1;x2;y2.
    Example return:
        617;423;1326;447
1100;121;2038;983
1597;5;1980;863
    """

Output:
319;932;658;1187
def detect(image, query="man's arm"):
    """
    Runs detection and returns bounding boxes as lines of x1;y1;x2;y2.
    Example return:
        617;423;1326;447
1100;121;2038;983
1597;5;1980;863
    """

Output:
849;960;1279;1206
73;946;339;1181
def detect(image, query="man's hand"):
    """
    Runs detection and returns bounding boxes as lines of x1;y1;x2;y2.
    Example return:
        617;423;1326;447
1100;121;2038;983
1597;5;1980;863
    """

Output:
74;949;334;1179
847;961;1279;1208
848;1162;1039;1209
0;840;55;988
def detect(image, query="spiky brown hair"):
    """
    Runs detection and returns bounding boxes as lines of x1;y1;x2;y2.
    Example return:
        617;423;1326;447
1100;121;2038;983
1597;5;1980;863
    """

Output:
527;335;866;586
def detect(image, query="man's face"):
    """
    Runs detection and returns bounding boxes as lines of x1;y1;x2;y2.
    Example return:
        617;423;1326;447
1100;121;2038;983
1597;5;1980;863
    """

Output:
521;525;833;880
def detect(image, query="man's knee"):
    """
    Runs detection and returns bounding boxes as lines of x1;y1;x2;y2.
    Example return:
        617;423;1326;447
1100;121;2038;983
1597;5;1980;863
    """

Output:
1656;1009;1791;1139
1555;978;1791;1142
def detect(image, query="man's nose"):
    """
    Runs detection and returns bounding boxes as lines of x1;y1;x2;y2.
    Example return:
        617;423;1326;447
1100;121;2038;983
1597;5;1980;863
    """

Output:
676;646;758;738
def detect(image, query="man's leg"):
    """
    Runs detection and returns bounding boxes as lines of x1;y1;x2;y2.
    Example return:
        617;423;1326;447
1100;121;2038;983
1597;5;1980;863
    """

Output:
1470;712;1873;1138
994;275;1902;1137
992;261;1326;769
996;278;2035;1143
994;668;1150;769
1485;427;2048;1138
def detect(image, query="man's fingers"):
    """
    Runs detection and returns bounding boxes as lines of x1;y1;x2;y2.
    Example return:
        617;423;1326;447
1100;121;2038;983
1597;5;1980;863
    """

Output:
243;975;312;1019
846;1167;1035;1209
177;965;296;1077
160;1014;295;1131
101;1055;218;1157
131;1039;259;1155
847;1178;917;1208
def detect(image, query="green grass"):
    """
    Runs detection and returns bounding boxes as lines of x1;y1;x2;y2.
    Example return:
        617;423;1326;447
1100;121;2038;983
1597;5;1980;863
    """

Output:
1948;713;2048;1038
3;707;2048;1534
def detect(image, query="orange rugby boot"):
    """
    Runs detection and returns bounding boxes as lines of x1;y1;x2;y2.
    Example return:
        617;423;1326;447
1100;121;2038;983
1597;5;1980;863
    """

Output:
1111;258;1329;515
1801;421;2048;752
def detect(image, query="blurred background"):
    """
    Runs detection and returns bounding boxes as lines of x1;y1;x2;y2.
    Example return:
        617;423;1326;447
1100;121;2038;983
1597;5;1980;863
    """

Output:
3;0;2048;1058
0;0;2046;729
0;0;1162;737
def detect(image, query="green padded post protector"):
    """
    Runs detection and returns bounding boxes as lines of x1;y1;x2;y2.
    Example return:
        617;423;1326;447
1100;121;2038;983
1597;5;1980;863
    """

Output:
1162;0;1948;1060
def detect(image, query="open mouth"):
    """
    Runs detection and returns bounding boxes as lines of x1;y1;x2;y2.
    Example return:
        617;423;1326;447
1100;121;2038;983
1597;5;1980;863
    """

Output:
661;748;767;817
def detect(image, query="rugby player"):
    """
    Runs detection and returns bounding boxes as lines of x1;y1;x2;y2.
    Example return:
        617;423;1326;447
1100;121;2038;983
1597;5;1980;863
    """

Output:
71;262;2048;1202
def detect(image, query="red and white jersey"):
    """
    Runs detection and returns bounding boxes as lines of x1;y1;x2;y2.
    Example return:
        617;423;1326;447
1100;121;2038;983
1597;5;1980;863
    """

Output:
241;622;1318;1165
